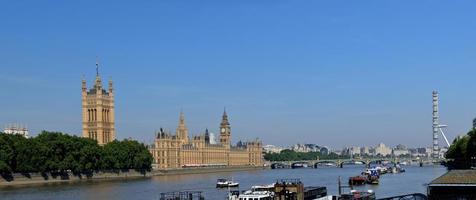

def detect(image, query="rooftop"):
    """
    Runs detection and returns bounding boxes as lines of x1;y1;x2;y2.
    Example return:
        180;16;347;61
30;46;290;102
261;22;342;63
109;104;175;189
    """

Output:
430;170;476;185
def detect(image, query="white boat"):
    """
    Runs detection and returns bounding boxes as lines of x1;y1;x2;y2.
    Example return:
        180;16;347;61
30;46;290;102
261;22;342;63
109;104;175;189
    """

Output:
353;161;365;165
217;179;239;188
314;196;334;200
228;190;274;200
251;184;275;192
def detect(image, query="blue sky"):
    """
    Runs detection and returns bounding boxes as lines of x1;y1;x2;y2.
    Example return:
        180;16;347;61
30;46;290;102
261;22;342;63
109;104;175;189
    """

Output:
1;1;476;148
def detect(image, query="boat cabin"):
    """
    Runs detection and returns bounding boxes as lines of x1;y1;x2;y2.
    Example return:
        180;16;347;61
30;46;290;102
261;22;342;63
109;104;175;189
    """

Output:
237;191;273;200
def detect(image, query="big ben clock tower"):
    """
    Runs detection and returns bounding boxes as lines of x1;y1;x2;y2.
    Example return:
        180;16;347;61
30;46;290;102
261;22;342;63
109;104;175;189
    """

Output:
219;109;231;148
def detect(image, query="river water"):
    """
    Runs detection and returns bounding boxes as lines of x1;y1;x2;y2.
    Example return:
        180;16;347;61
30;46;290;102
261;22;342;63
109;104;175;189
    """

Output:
0;165;447;200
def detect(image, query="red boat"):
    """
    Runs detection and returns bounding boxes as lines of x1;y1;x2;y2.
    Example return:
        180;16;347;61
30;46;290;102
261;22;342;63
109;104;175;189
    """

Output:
348;176;367;185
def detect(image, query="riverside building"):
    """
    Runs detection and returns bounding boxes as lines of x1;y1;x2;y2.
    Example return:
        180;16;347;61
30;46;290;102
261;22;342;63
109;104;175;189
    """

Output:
81;64;115;145
3;124;29;138
150;110;263;169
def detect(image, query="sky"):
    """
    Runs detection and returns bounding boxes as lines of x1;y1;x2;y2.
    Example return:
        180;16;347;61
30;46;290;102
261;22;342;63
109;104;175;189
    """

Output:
1;0;476;149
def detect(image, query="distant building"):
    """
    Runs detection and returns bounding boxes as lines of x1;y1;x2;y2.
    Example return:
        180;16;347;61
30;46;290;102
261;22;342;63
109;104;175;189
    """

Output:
439;147;448;159
291;143;324;153
320;146;329;155
81;65;115;145
264;145;284;153
341;146;360;156
360;146;371;155
393;149;409;156
3;124;29;138
417;147;427;155
350;146;361;156
408;148;421;157
395;144;406;150
425;147;433;158
374;143;392;156
292;144;309;152
392;144;409;156
332;150;343;156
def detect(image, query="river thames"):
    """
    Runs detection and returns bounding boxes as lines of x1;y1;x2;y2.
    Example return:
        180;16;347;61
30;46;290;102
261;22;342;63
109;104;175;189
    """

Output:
1;165;446;200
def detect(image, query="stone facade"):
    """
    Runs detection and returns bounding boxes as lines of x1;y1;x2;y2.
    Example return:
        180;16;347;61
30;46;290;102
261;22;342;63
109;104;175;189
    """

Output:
150;111;263;169
81;71;115;145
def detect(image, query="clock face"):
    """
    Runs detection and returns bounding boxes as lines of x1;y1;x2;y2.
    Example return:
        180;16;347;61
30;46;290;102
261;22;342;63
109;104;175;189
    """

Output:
221;128;225;133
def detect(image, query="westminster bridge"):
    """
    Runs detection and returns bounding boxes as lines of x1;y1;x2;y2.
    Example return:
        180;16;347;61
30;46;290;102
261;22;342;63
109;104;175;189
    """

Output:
266;157;439;168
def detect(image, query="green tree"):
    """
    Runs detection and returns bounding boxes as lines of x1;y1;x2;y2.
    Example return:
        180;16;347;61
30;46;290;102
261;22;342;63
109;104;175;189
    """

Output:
0;133;15;173
0;131;153;174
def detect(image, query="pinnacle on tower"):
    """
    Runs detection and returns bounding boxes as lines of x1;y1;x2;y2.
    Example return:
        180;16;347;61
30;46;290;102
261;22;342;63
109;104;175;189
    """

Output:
221;108;229;126
176;110;189;140
179;110;185;126
96;56;100;76
177;111;187;132
109;79;113;93
82;77;87;92
94;60;103;90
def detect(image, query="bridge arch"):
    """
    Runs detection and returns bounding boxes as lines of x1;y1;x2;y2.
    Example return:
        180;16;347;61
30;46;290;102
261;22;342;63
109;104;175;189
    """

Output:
313;160;338;168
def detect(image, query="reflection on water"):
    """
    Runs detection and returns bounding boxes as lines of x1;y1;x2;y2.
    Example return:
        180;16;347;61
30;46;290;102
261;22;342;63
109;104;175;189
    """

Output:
0;165;446;200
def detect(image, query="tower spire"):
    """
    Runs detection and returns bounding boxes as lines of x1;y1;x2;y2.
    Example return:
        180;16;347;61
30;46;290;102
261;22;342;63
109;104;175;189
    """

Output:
179;110;185;125
221;107;229;126
96;56;100;76
177;110;188;141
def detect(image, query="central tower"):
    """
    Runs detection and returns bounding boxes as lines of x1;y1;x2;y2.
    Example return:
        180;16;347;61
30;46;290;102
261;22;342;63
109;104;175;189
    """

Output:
176;111;189;143
220;109;231;148
82;62;115;145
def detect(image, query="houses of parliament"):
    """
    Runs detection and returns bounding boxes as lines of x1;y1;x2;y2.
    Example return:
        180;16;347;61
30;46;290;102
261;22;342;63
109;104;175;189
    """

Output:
82;66;263;169
149;111;263;169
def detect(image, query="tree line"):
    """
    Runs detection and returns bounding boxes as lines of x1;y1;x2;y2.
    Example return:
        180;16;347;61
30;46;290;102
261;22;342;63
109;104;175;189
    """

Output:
445;129;476;169
264;149;347;161
0;131;153;174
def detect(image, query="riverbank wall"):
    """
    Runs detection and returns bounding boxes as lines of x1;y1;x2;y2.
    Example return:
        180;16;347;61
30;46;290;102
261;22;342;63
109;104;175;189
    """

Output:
152;165;267;176
0;166;266;187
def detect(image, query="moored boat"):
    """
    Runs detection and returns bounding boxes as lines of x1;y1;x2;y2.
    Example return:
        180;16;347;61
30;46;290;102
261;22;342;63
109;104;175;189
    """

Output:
270;163;290;169
251;184;275;192
228;179;327;200
217;179;239;188
340;190;376;200
291;162;309;169
366;169;380;185
348;176;367;185
228;190;274;200
314;162;337;168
